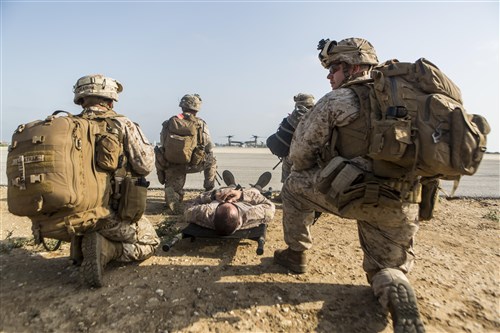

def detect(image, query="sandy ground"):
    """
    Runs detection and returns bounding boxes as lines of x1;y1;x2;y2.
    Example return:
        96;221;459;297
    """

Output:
0;186;499;333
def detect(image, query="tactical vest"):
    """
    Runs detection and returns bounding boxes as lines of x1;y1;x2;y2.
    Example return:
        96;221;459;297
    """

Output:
340;85;413;179
316;85;422;220
334;85;371;159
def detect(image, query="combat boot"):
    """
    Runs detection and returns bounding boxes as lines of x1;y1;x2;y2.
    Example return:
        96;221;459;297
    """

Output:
222;170;236;187
388;278;426;333
81;232;123;288
251;171;272;192
274;247;307;274
69;235;83;266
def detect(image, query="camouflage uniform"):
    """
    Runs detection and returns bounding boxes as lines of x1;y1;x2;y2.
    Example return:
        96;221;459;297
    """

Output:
82;106;160;261
185;187;275;230
73;74;160;288
159;112;217;201
280;94;315;183
282;79;420;308
275;37;425;331
280;156;293;183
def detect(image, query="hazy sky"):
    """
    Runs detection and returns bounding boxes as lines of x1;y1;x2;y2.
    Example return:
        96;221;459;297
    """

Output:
1;1;499;152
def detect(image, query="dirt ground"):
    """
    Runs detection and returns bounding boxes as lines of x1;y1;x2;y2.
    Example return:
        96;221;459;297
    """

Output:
0;186;498;333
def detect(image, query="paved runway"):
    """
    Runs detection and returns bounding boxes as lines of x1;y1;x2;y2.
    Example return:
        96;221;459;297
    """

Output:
152;147;286;192
1;147;498;198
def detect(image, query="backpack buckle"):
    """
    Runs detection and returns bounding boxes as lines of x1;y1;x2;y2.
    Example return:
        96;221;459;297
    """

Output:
432;128;442;143
14;156;27;190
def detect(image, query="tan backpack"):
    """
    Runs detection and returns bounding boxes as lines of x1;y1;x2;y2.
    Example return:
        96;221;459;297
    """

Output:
351;58;490;180
162;114;205;165
317;59;490;221
6;111;120;243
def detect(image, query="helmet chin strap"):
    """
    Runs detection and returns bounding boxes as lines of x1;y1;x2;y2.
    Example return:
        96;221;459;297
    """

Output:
99;101;113;110
338;64;352;88
340;66;369;88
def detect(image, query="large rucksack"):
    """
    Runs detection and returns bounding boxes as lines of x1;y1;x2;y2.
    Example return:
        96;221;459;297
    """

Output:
354;58;490;180
266;105;311;158
162;114;205;165
266;117;295;158
6;111;117;243
317;58;490;221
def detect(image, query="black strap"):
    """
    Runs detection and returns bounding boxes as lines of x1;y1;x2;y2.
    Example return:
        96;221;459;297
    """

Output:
52;110;74;117
41;237;62;251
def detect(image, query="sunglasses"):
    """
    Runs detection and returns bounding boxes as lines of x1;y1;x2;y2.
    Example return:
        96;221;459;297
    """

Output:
329;63;342;74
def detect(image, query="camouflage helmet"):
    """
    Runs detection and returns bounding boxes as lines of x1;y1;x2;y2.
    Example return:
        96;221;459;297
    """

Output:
317;37;379;69
179;94;202;112
294;93;315;109
73;74;123;105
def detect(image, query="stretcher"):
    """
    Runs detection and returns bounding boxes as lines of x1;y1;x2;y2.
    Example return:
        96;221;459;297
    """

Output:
162;223;267;255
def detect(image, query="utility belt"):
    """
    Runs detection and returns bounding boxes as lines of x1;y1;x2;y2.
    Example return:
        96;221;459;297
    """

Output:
111;173;150;222
381;179;421;203
316;156;422;211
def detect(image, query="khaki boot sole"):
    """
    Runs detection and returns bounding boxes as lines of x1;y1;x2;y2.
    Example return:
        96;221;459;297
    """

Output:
222;170;236;187
81;232;103;288
388;279;425;333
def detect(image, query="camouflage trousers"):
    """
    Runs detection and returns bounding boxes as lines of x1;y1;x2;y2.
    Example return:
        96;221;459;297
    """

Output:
163;153;217;202
280;156;293;183
99;214;160;262
281;168;420;310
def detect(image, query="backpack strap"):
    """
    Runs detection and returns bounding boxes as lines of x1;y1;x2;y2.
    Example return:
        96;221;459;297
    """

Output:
82;112;125;156
104;117;125;145
329;129;339;160
79;111;129;207
197;120;206;147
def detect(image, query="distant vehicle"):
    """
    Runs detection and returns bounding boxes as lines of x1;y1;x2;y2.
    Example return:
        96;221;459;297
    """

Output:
218;135;265;147
244;135;264;147
223;135;244;147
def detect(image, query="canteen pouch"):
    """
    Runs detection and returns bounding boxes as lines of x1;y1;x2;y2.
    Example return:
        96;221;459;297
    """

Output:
154;146;168;170
419;178;440;221
118;176;149;222
368;117;413;163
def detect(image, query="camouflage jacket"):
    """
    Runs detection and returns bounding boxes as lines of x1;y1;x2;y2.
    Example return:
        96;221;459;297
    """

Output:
289;88;359;171
114;116;154;175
